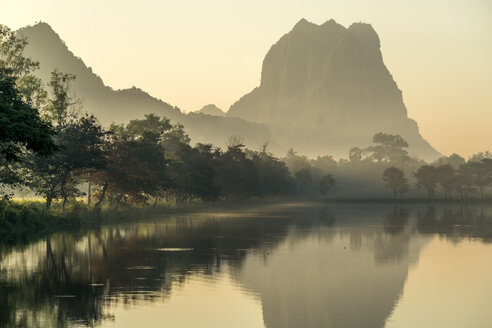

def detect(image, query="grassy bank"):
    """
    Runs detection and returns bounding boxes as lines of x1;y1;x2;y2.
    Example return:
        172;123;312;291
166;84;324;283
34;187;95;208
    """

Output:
0;199;209;241
2;196;491;243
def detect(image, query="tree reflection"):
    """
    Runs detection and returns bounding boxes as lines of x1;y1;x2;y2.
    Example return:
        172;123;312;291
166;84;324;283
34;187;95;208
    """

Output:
0;204;336;327
417;204;492;243
1;203;492;327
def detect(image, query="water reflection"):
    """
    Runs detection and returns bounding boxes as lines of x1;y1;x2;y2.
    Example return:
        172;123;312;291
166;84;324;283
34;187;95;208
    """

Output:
0;203;491;327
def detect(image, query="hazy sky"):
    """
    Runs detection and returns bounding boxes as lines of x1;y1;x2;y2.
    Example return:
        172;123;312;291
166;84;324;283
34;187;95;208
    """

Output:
2;0;491;156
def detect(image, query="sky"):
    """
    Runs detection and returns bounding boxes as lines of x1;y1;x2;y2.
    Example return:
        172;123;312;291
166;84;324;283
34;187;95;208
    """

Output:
1;0;491;157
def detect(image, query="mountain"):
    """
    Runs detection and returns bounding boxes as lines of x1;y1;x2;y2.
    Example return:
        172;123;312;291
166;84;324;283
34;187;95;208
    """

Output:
228;19;440;160
16;22;275;151
198;104;226;116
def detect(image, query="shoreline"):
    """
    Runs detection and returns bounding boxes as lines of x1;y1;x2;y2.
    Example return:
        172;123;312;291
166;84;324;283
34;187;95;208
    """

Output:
1;197;491;245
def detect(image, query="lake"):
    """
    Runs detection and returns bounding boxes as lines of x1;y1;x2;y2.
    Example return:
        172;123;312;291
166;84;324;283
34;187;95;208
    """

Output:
1;202;491;327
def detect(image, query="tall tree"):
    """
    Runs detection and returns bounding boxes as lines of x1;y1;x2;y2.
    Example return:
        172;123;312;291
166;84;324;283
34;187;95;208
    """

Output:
382;167;409;199
366;132;410;163
0;25;56;167
319;174;336;198
469;160;492;198
43;70;79;128
29;115;108;211
0;69;56;162
93;127;167;207
414;165;439;199
435;164;455;199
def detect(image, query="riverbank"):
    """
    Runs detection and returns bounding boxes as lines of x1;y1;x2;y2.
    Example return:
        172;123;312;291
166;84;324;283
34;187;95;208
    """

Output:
2;196;491;244
0;197;292;243
0;199;207;241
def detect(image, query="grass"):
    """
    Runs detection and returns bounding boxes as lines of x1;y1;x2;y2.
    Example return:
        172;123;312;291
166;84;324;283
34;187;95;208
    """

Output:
2;195;491;244
0;198;207;242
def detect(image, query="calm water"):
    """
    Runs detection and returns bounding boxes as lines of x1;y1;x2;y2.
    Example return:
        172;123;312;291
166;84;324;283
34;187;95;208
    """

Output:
1;203;492;328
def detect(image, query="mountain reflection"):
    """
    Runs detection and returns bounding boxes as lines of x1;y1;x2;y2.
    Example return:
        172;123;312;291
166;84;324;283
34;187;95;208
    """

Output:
0;203;491;328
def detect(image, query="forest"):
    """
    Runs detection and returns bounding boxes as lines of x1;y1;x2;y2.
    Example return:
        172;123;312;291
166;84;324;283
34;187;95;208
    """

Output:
1;24;492;234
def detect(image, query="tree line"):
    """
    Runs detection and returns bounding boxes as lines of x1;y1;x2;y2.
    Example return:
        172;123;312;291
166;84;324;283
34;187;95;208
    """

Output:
1;24;491;216
280;130;492;200
0;27;303;211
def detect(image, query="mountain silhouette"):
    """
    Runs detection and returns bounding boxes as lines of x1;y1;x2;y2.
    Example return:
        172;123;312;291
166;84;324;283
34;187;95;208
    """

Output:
198;104;226;116
228;19;440;160
17;22;275;151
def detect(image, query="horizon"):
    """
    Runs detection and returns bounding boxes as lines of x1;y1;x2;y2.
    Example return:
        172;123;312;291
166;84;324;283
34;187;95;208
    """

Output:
2;0;491;157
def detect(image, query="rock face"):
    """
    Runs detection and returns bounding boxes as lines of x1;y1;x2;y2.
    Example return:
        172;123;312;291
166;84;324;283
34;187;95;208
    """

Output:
17;23;275;151
228;19;440;160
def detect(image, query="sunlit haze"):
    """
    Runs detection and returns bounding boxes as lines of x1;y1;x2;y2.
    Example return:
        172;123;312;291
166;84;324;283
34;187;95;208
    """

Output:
2;0;491;156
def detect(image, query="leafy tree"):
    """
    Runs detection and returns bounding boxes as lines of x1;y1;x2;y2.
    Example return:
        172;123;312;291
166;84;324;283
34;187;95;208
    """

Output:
382;167;409;199
93;131;167;206
294;168;313;195
249;146;295;196
435;153;465;169
319;174;336;198
311;155;338;175
43;70;79;128
0;70;56;198
111;113;172;142
349;147;362;162
168;143;219;203
0;69;57;162
454;163;474;199
414;165;439;199
29;115;108;211
25;70;88;211
0;24;47;106
469;151;492;163
468;160;492;198
162;123;191;157
366;132;410;163
283;149;311;174
435;164;455;199
214;144;258;198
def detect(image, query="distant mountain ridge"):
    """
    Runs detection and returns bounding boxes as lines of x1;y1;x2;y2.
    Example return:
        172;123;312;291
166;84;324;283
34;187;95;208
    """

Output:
17;20;439;159
17;22;275;151
228;19;440;160
198;104;225;116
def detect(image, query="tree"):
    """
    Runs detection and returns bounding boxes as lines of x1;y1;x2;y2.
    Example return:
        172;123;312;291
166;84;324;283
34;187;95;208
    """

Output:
0;69;57;162
382;167;409;199
92;131;167;206
468;160;492;198
454;163;474;199
0;70;57;198
348;147;362;162
168;143;219;203
294;168;313;195
283;149;311;174
214;144;259;198
0;24;47;106
250;146;295;197
29;115;108;211
26;69;96;212
435;153;465;169
311;155;338;175
366;132;410;163
414;165;439;199
435;164;455;199
43;70;79;128
319;174;336;198
161;123;190;157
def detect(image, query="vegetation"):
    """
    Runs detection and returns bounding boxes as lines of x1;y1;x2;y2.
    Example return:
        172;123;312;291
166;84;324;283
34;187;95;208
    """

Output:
1;24;492;235
382;167;409;199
